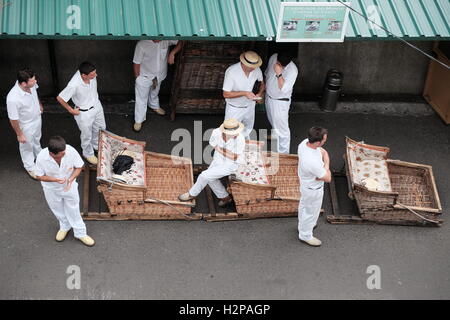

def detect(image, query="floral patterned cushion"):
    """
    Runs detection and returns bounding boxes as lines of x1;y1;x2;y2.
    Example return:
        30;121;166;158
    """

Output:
98;131;146;187
347;138;392;192
235;141;270;185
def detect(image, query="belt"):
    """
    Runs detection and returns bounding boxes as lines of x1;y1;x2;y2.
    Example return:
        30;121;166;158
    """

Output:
78;106;95;112
227;103;248;109
306;186;323;190
269;95;290;102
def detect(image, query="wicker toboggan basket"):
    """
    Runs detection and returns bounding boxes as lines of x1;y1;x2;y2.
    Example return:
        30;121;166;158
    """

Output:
96;131;195;219
228;141;300;216
345;137;443;226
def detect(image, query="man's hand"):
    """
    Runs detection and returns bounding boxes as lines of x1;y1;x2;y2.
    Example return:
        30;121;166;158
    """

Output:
245;92;257;100
56;178;67;185
17;134;27;144
64;179;74;192
70;108;81;116
168;51;176;65
274;63;283;76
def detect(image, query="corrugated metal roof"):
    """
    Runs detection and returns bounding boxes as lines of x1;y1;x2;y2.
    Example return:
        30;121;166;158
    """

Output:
0;0;449;40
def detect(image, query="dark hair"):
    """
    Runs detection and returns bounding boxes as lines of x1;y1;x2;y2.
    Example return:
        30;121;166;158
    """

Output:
79;61;96;75
277;51;295;67
48;136;67;154
308;127;328;144
17;68;36;84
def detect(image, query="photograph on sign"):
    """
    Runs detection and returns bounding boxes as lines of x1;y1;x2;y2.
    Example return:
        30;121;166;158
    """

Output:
276;2;351;42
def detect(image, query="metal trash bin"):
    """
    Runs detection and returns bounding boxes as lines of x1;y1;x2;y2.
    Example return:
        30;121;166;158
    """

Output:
320;69;343;112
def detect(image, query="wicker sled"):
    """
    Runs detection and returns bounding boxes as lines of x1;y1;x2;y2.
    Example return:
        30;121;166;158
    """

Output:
228;141;300;217
96;131;196;220
344;137;443;227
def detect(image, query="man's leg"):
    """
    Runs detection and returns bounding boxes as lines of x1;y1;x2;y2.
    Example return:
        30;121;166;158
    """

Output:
134;76;151;124
32;117;43;158
91;103;106;152
148;80;162;110
242;104;256;139
189;164;230;198
273;101;291;154
265;98;274;129
43;188;72;233
75;111;95;158
62;185;87;239
298;188;324;241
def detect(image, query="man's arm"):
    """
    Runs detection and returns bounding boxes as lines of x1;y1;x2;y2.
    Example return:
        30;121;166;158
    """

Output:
133;63;141;78
216;146;239;161
223;91;256;100
39;98;44;114
9;120;26;144
256;80;266;97
36;175;66;184
56;96;80;116
168;41;184;65
316;148;332;183
64;167;84;191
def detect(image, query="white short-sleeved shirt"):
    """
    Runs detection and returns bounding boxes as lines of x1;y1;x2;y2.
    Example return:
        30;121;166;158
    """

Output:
133;40;178;82
222;62;263;108
6;81;41;124
58;71;99;109
209;128;246;166
298;139;326;189
265;53;299;100
35;145;85;191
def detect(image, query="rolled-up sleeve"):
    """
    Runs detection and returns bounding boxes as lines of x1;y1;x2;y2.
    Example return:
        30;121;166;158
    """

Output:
222;68;234;92
6;100;20;121
133;42;144;65
58;85;75;103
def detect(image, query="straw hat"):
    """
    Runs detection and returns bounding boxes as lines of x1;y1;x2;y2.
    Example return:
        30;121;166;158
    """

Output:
219;118;245;136
240;51;262;69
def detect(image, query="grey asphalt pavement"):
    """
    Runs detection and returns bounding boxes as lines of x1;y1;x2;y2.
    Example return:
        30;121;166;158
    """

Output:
0;110;449;299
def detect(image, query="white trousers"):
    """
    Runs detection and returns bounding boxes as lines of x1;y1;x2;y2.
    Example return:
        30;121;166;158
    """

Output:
225;102;255;139
189;160;238;199
19;117;42;171
298;186;324;241
266;98;291;154
135;75;162;124
74;102;106;158
43;184;87;239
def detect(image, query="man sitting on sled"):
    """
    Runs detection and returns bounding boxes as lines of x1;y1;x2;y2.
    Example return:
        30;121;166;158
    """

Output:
179;119;246;207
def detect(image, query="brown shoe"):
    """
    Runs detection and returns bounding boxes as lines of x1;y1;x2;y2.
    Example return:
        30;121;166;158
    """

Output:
218;196;233;207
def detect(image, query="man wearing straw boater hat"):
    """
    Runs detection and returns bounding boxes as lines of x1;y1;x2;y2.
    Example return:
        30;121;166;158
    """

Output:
223;51;265;139
297;127;331;247
179;118;246;207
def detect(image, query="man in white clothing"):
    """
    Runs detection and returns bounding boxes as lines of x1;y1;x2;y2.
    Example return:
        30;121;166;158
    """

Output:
179;119;246;207
7;68;43;179
265;51;298;154
223;51;265;139
133;40;184;132
298;127;331;247
35;136;95;247
56;61;106;165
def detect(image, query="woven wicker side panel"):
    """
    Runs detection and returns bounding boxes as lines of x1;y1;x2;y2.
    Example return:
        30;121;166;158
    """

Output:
235;200;298;215
230;183;272;214
99;185;146;215
388;163;438;209
180;63;228;89
266;154;300;200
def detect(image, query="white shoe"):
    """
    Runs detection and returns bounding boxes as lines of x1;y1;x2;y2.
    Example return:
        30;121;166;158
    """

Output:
151;107;166;116
55;230;69;242
78;235;95;247
300;237;322;247
133;122;142;132
178;193;195;202
84;156;98;165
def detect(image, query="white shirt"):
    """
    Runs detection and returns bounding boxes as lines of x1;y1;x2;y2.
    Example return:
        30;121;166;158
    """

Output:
209;128;246;166
133;40;178;81
298;139;326;189
6;81;41;124
265;53;298;100
58;71;99;109
223;62;263;108
35;145;85;191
